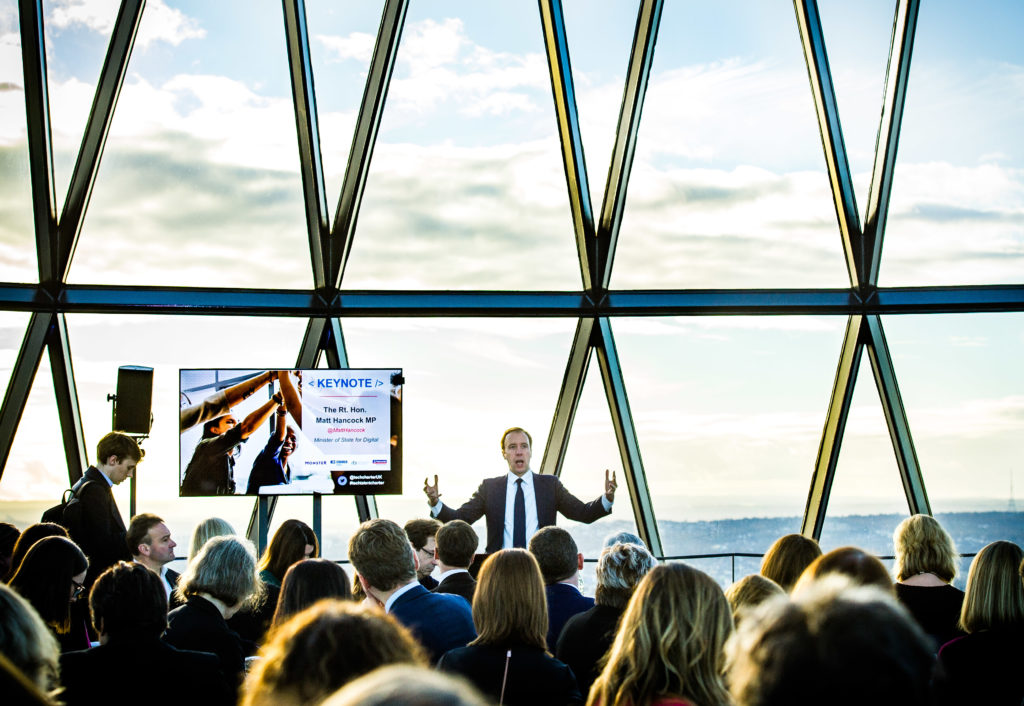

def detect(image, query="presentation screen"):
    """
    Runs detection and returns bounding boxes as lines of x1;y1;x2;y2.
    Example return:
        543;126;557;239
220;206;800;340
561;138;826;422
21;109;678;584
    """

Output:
179;369;403;496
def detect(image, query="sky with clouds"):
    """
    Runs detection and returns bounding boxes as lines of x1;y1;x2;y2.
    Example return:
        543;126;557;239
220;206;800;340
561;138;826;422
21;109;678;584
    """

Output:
0;1;1022;552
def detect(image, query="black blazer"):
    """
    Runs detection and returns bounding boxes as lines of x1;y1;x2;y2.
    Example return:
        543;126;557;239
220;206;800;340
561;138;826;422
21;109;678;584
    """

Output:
437;473;610;553
70;467;130;586
545;583;594;652
165;596;248;694
555;604;624;697
439;643;583;706
60;636;231;706
433;571;476;604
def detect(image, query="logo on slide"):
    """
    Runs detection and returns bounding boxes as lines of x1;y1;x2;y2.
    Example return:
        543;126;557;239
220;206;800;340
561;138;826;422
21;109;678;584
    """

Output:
336;476;349;487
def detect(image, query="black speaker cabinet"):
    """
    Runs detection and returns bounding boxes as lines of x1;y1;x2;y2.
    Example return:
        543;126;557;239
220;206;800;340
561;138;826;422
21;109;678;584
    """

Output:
114;365;153;434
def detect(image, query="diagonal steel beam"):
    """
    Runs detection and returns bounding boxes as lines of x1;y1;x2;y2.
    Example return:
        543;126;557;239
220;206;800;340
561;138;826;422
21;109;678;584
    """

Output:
282;0;331;290
540;317;595;477
863;314;929;515
593;317;662;556
47;313;87;483
596;0;663;289
58;0;145;282
862;0;919;287
0;313;51;481
538;0;597;291
803;314;865;538
19;0;58;286
331;0;409;288
794;0;862;289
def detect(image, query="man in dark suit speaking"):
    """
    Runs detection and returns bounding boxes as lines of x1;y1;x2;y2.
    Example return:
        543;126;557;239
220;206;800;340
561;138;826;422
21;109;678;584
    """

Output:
423;427;616;554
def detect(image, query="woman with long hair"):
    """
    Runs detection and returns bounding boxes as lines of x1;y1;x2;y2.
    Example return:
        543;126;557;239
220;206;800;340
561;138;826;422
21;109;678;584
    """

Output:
759;534;821;593
8;536;90;652
271;558;351;628
4;522;68;582
438;548;582;705
933;540;1024;705
588;563;733;706
187;517;236;563
892;514;964;648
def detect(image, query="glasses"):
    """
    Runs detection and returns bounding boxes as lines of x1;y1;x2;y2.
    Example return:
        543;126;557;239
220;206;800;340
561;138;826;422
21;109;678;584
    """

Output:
71;580;85;599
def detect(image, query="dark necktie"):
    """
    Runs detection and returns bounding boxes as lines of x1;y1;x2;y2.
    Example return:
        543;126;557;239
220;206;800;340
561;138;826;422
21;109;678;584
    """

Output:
513;478;527;548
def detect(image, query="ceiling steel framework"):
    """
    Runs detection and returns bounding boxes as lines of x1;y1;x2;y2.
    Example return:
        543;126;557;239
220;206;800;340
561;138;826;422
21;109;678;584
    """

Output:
1;0;1016;551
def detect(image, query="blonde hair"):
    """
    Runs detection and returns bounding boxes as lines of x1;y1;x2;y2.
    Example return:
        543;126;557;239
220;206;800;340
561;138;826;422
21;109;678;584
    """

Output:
588;563;733;706
960;540;1024;633
0;583;60;693
470;549;547;650
177;535;261;608
242;600;425;706
893;514;958;582
323;665;490;706
725;574;785;627
760;534;821;593
188;517;235;562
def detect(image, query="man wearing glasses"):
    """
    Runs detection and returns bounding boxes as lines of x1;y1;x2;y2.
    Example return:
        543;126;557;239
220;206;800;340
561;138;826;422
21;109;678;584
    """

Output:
404;518;442;590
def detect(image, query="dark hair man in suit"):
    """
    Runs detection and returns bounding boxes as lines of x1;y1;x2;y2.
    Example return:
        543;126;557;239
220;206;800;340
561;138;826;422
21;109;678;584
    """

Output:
422;427;617;554
127;513;180;606
529;526;593;651
431;520;479;603
404;518;442;590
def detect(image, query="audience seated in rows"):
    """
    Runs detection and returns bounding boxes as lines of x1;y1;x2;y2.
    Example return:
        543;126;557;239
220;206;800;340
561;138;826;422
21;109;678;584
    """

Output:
323;664;490;706
8;536;91;652
892;514;965;649
405;518;443;590
242;600;425;706
724;574;784;628
439;549;583;705
4;523;68;583
728;575;933;706
589;562;733;706
933;540;1024;706
759;533;821;592
59;561;231;706
348;518;476;663
529;526;592;649
271;558;351;628
0;582;60;697
431;519;478;603
230;519;317;644
793;545;893;595
556;541;656;697
165;535;261;697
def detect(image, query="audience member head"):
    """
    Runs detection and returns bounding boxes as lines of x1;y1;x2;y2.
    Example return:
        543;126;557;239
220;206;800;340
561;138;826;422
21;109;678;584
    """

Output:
725;575;785;628
404;518;442;580
959;539;1024;633
8;536;88;635
242;600;425;706
470;549;547;650
126;513;177;571
260;519;318;582
323;665;490;706
794;546;893;595
434;520;478;571
188;516;236;563
893;514;958;583
89;561;167;641
590;563;733;706
727;576;933;706
0;583;59;693
529;526;582;585
6;523;68;582
602;530;646;549
348;519;416;594
760;534;821;592
0;522;19;580
594;541;656;609
272;558;352;627
176;535;260;617
96;431;143;465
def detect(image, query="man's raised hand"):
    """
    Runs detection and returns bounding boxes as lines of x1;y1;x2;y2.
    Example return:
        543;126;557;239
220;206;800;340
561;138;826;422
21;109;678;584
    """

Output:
604;469;617;503
423;475;441;506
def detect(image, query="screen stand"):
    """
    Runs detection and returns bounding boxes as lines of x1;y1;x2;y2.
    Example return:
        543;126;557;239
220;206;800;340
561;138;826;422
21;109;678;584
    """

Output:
256;496;272;555
312;493;322;550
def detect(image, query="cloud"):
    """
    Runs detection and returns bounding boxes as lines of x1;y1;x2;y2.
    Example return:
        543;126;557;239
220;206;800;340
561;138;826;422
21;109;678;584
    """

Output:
316;31;375;63
47;0;204;49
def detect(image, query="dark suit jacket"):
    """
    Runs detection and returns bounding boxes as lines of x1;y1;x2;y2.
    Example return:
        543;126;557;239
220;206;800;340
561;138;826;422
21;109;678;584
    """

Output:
60;636;231;706
437;473;610;553
165;568;184;610
165;596;248;695
555;603;624;697
933;627;1024;706
545;583;594;651
433;571;476;604
389;583;476;663
439;643;583;706
70;467;130;586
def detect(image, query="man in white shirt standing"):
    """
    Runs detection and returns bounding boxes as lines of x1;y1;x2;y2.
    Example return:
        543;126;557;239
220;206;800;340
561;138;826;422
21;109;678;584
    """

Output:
423;427;617;554
127;513;180;605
